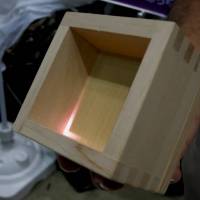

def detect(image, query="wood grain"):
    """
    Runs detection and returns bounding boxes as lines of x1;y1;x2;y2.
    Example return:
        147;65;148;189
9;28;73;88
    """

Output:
70;77;129;151
13;12;200;194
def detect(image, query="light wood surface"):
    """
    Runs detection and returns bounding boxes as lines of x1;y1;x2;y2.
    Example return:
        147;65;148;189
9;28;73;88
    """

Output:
29;29;88;133
70;53;140;151
29;27;141;151
13;12;200;194
92;53;140;86
70;76;129;151
166;0;200;192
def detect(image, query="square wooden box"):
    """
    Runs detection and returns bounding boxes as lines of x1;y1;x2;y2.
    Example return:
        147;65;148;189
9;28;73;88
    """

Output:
14;12;200;193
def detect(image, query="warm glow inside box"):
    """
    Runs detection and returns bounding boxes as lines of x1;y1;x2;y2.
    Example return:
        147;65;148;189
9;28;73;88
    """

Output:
14;12;200;193
31;27;150;152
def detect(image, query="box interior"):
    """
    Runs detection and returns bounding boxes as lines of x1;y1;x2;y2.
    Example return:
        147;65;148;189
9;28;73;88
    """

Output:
29;27;150;151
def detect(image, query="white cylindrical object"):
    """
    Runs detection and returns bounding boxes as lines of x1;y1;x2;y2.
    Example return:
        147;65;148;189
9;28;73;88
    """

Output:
0;70;8;128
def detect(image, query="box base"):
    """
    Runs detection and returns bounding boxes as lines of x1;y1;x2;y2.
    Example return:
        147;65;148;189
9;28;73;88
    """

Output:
0;133;56;200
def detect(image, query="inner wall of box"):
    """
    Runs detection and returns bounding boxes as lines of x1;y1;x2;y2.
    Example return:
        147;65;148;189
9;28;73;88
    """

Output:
29;27;150;151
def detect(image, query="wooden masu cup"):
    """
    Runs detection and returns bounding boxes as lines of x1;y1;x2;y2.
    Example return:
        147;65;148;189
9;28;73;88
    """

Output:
14;12;200;193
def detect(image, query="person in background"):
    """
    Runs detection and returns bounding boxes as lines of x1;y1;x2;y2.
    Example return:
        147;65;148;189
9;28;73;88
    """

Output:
170;0;200;199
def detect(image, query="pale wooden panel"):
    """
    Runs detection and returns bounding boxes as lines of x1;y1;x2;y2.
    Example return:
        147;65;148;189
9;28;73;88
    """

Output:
111;29;200;193
73;30;99;74
70;77;129;151
105;25;176;162
68;53;140;151
29;29;87;133
72;28;150;59
13;25;69;131
159;51;200;192
61;12;175;39
92;53;140;87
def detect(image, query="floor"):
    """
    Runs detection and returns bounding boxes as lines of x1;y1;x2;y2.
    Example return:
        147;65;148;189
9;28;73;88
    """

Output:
24;171;183;200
